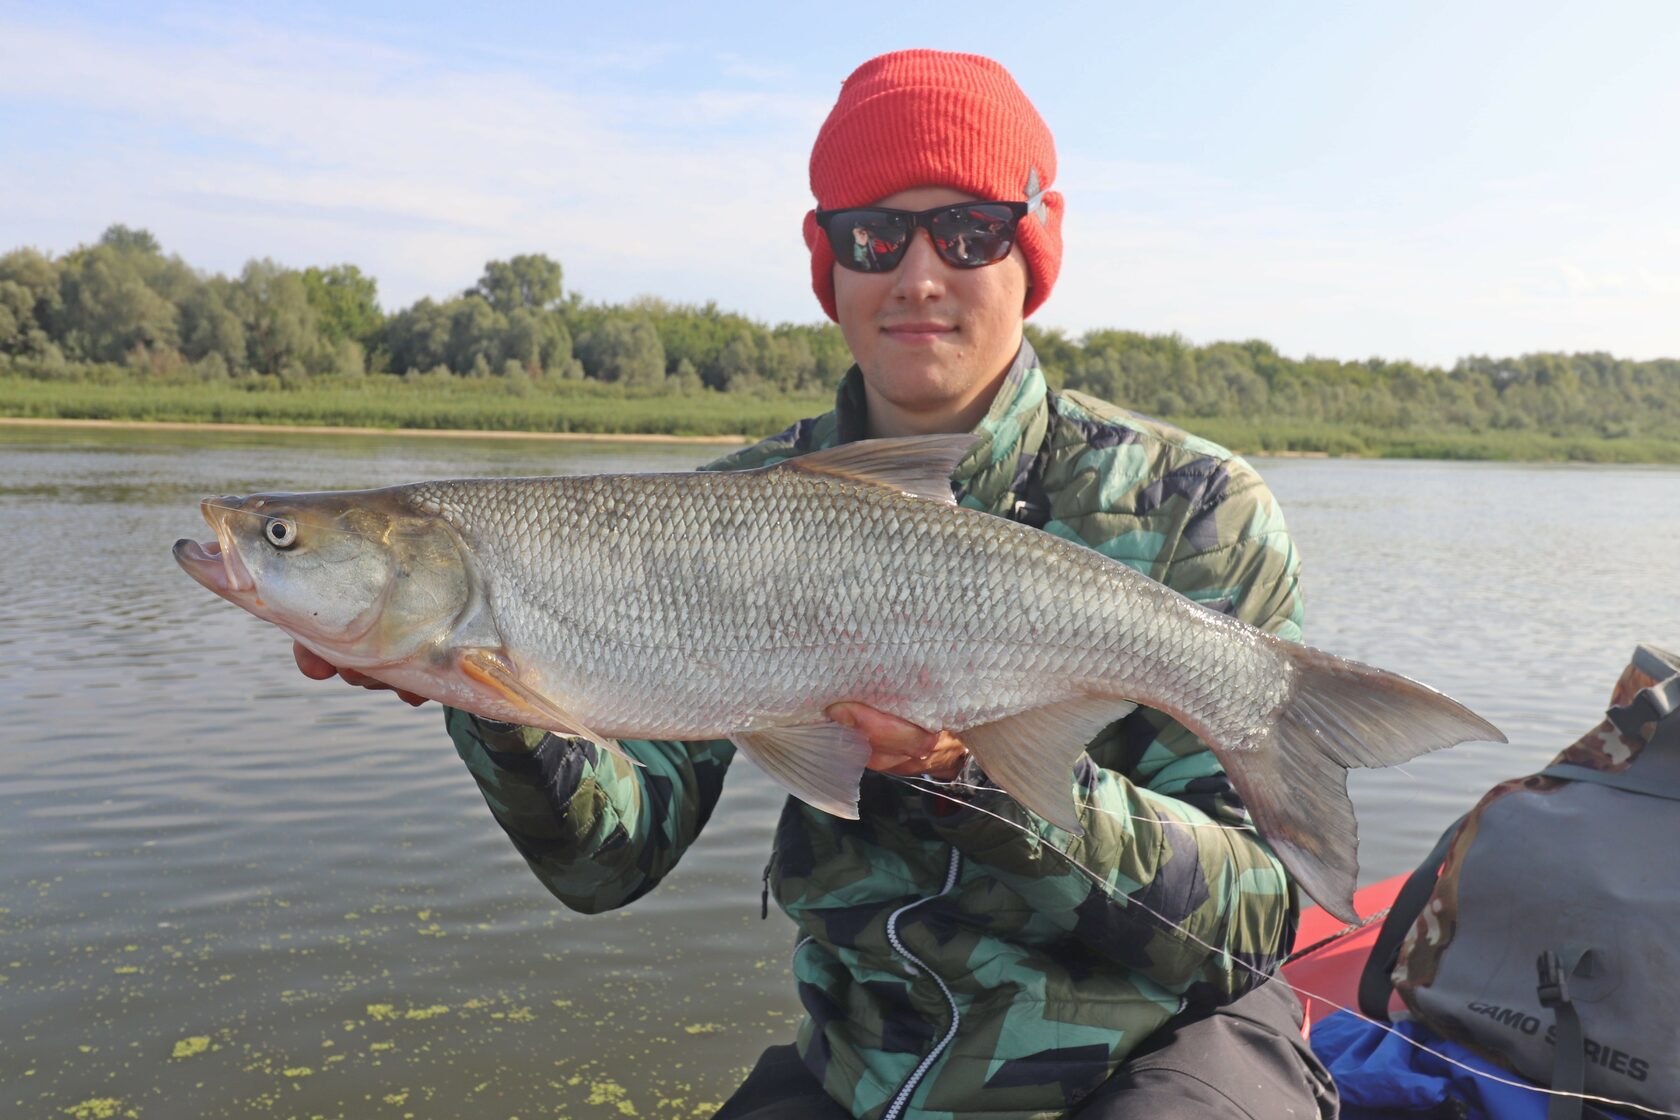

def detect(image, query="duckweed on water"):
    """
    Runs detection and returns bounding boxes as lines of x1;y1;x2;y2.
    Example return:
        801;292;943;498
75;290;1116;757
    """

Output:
404;1005;450;1021
366;1002;452;1022
171;1036;211;1059
62;1101;131;1120
584;1078;638;1116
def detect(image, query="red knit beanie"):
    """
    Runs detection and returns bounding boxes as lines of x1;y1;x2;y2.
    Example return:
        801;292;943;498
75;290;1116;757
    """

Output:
803;50;1063;321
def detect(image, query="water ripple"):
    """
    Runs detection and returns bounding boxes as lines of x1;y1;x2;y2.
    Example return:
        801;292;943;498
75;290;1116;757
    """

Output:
2;432;1676;1118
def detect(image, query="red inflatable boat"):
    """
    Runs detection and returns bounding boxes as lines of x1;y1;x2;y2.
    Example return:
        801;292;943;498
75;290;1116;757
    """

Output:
1281;875;1406;1029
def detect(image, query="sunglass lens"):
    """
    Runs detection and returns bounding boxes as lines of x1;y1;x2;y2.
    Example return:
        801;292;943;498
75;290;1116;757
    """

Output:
828;210;910;272
930;204;1018;268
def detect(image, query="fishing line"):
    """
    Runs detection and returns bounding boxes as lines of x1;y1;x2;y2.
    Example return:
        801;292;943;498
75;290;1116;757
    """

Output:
916;773;1260;834
885;772;1675;1120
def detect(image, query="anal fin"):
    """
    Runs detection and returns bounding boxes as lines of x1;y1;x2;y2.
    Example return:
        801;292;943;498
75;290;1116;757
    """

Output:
729;723;873;819
961;698;1138;835
458;648;639;765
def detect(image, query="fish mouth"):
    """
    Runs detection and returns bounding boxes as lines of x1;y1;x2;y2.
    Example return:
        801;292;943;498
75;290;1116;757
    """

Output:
172;497;257;598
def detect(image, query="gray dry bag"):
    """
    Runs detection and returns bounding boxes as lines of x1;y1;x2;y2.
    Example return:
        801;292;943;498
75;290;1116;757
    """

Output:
1359;644;1680;1120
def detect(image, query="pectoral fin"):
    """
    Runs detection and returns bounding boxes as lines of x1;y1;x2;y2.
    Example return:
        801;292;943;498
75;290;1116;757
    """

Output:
960;698;1138;835
728;723;873;819
458;648;639;765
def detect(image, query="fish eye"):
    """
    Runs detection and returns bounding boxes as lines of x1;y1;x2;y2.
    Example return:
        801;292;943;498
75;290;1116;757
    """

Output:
265;517;299;550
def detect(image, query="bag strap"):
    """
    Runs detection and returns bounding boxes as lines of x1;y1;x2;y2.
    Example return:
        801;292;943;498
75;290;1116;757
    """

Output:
1537;947;1595;1120
1607;673;1679;740
1536;762;1680;801
1356;814;1465;1021
1629;643;1679;685
1544;684;1680;799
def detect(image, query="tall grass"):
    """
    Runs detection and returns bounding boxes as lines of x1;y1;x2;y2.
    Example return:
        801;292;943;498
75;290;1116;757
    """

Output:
0;373;828;439
4;370;1678;463
1191;418;1680;464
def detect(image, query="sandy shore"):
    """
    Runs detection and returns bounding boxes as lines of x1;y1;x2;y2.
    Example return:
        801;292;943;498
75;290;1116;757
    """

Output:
0;416;752;445
0;416;1358;458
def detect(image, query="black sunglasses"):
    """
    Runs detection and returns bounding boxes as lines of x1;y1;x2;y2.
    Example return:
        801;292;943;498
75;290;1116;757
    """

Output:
816;201;1029;274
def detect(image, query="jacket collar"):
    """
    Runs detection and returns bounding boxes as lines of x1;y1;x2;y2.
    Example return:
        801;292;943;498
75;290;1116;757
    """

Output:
830;339;1051;515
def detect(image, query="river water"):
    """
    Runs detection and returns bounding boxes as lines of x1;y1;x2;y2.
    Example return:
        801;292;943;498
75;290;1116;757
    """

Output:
2;424;1676;1119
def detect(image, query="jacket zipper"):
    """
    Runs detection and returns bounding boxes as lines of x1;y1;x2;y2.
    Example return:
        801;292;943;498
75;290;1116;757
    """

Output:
881;845;963;1120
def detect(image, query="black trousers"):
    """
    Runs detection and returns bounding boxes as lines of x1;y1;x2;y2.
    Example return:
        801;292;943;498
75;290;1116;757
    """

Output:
712;978;1337;1119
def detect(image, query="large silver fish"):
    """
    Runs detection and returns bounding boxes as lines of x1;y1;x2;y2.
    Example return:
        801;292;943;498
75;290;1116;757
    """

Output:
174;435;1502;920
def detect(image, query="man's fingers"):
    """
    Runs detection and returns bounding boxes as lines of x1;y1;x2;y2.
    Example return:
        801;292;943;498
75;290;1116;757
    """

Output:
828;702;969;779
293;639;429;706
293;641;339;681
875;755;938;777
827;702;937;753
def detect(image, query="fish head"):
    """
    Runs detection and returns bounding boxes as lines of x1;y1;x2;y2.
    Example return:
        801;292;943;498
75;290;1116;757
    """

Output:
173;489;472;667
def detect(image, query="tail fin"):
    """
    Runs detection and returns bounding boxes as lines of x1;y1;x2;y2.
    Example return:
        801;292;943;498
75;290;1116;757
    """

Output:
1231;644;1505;923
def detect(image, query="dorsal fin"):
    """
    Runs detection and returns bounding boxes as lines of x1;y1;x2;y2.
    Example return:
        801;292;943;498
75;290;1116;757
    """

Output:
778;435;981;505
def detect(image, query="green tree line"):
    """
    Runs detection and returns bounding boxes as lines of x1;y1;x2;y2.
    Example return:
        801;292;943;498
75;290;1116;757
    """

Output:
0;225;850;394
3;225;1677;440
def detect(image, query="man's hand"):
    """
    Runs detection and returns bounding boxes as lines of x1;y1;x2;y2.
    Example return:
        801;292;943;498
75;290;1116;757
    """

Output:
827;702;969;781
293;641;429;707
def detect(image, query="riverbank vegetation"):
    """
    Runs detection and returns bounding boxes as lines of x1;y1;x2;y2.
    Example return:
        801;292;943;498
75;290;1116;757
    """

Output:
4;226;1677;460
0;372;826;438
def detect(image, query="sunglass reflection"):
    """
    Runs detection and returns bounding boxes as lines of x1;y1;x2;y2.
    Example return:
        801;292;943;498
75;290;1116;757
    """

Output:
819;201;1029;274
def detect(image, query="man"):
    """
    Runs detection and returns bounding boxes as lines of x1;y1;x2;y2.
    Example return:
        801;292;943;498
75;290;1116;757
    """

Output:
850;223;881;270
298;50;1335;1120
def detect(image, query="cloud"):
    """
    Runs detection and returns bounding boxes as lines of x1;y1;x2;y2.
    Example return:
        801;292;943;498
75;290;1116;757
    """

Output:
3;9;1677;361
1044;146;1680;365
0;14;824;312
715;54;800;84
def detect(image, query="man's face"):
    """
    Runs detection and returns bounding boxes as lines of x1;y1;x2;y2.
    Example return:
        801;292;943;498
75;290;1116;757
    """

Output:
833;185;1029;437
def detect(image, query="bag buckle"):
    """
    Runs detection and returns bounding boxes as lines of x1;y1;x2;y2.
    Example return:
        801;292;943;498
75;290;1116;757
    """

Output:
1536;950;1569;1007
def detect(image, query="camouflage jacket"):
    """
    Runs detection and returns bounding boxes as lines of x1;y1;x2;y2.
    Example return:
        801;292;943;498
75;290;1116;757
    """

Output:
445;343;1305;1119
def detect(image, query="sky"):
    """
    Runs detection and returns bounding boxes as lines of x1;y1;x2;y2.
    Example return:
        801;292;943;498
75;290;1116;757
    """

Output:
2;1;1678;367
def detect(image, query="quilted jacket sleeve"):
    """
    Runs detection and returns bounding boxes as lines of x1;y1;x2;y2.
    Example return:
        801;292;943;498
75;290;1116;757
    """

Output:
446;711;738;913
441;435;804;915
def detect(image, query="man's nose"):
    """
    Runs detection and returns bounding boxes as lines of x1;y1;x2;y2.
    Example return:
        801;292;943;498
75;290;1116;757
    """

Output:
890;229;948;300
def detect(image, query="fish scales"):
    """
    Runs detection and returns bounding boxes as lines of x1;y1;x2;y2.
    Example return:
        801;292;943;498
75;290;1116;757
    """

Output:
407;469;1290;744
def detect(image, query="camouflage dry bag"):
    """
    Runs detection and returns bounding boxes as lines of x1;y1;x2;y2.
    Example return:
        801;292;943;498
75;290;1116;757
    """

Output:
1359;644;1680;1120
